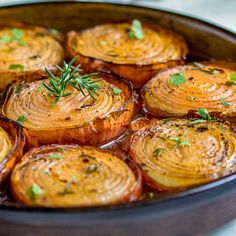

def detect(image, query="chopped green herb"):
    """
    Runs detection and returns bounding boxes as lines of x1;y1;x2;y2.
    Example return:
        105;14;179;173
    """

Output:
226;73;236;86
9;64;24;71
196;108;212;121
193;62;221;74
193;62;205;69
112;87;122;94
0;35;11;43
226;81;236;86
153;148;165;157
129;19;144;40
170;137;190;148
189;119;207;125
200;68;220;75
48;154;63;159
0;28;26;46
16;115;27;124
190;96;197;101
219;124;225;133
170;73;186;86
37;85;45;92
230;73;236;81
189;108;212;125
48;28;60;35
11;28;24;40
84;164;98;173
220;97;229;106
27;184;43;200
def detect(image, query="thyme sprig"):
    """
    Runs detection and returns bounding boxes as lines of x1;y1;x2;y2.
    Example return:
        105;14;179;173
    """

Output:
41;57;101;104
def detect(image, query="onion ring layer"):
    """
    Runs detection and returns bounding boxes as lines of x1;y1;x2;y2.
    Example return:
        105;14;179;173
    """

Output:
2;73;135;147
0;117;25;186
142;64;236;118
130;119;236;192
11;145;142;207
66;22;188;87
0;23;64;89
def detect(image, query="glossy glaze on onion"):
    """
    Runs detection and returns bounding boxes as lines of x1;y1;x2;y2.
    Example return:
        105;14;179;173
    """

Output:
142;63;236;118
0;22;64;89
0;117;25;186
130;118;236;192
11;145;142;207
66;22;188;88
2;72;135;148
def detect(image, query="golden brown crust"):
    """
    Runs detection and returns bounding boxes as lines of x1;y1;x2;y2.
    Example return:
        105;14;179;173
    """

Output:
66;22;188;88
11;144;142;207
2;72;136;148
129;118;236;192
0;117;25;187
0;22;64;89
142;63;236;118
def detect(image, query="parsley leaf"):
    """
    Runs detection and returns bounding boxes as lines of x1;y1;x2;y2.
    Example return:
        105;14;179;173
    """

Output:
0;35;11;43
170;137;190;148
37;85;45;92
9;64;24;72
27;184;43;200
170;73;186;86
12;28;24;40
48;154;63;159
226;73;236;86
112;87;122;94
220;97;229;106
129;19;144;40
189;108;212;125
196;108;212;121
16;115;27;124
188;119;207;125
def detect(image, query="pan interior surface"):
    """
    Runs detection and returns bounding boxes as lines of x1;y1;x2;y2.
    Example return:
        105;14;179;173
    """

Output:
0;1;236;213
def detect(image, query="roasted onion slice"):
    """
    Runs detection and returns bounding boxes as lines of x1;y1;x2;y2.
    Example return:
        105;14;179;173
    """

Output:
142;63;236;118
66;22;188;88
11;145;141;207
0;22;64;89
0;117;25;186
130;119;236;192
2;72;135;148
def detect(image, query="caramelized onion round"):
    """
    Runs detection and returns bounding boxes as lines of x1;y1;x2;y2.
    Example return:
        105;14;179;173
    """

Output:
2;73;135;148
130;119;236;192
0;22;64;89
142;64;236;118
11;145;142;207
0;117;25;186
66;22;188;88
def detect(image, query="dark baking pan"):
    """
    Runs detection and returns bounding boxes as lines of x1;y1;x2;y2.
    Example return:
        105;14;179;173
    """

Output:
0;1;236;236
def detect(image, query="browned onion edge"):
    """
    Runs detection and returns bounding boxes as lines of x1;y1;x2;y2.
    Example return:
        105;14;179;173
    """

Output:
129;117;236;192
141;63;236;119
0;21;64;88
0;117;25;187
1;71;137;148
66;21;188;66
10;144;142;207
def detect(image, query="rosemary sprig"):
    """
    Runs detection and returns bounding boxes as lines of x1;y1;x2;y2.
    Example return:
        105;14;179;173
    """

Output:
41;57;101;104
